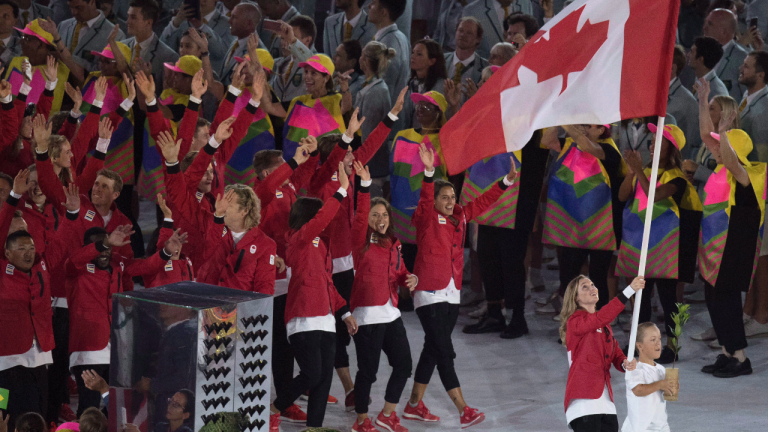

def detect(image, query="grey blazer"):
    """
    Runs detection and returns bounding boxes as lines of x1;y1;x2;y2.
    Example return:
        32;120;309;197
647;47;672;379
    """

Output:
17;2;52;27
58;12;126;72
667;77;701;159
444;51;488;107
376;24;410;106
714;41;748;102
322;10;376;57
0;34;21;69
740;86;768;161
122;35;179;95
362;0;413;41
462;0;533;59
160;22;228;73
434;0;466;52
269;41;314;103
219;35;269;86
203;9;234;48
615;115;678;166
697;71;729;102
354;78;392;177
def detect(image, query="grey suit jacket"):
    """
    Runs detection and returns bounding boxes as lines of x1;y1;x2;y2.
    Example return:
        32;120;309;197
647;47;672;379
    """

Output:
0;34;21;68
322;10;376;56
261;6;300;61
377;25;410;106
58;12;126;72
160;22;228;73
696;72;729;102
444;51;488;106
362;0;413;42
269;41;315;103
715;41;748;102
122;35;179;95
667;78;701;159
463;0;533;59
740;86;768;161
434;0;466;52
616;115;678;166
219;35;269;86
203;9;234;48
17;3;52;27
354;78;392;177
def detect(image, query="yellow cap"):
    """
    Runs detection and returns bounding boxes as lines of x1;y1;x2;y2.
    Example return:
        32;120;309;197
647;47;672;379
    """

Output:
410;91;448;114
164;55;203;76
299;54;335;76
648;123;686;152
234;49;275;74
15;19;54;46
710;129;753;166
91;41;132;63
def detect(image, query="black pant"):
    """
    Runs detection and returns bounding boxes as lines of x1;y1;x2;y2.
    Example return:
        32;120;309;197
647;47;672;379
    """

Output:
639;278;678;338
0;365;48;430
275;331;336;427
414;302;460;391
353;318;412;414
71;364;109;417
114;184;145;259
272;294;295;402
559;247;613;309
477;225;530;314
705;282;748;354
46;307;70;423
569;414;619;432
332;269;354;369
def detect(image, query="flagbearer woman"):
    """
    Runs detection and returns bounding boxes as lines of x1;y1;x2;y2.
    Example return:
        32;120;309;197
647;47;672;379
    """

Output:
403;142;516;429
695;80;767;378
616;124;702;364
542;124;626;312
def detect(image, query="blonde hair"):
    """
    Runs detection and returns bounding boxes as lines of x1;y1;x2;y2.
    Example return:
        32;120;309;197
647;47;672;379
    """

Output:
225;184;261;229
697;95;741;163
49;135;73;185
636;322;659;348
559;275;591;342
363;41;396;78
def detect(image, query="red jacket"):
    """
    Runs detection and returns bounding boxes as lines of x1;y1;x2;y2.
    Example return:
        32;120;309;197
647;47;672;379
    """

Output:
0;96;19;153
350;188;412;311
18;198;58;256
308;118;394;262
412;175;507;292
66;240;170;353
253;156;317;280
564;296;628;412
142;221;195;288
0;195;76;356
284;191;348;324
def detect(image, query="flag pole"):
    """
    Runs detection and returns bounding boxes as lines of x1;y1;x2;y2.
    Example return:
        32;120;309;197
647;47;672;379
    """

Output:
627;115;666;360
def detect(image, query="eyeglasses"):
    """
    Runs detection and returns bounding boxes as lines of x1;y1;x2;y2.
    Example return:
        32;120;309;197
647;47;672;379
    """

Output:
167;398;184;410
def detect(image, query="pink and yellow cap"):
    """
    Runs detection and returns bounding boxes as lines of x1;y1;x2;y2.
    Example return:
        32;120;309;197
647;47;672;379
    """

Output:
91;42;132;63
298;54;335;76
648;123;686;151
710;129;753;166
164;55;203;76
55;422;80;432
410;91;448;114
15;19;54;46
234;49;275;74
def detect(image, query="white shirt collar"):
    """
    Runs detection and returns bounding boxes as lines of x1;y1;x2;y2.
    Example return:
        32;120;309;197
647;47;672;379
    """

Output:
18;6;31;15
374;23;397;41
85;11;103;28
669;76;678;88
703;68;717;82
137;32;155;51
494;0;508;25
344;10;362;28
745;84;768;105
452;52;475;68
203;9;217;23
1;35;10;46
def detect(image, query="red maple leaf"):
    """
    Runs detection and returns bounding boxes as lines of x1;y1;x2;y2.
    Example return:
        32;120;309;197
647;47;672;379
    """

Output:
506;5;609;94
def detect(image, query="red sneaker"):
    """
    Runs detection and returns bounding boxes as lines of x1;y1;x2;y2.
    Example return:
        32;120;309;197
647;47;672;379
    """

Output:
402;400;439;422
351;418;377;432
300;391;338;403
59;403;76;422
68;377;78;395
345;390;355;412
280;404;306;423
376;411;408;432
460;406;485;429
269;412;281;432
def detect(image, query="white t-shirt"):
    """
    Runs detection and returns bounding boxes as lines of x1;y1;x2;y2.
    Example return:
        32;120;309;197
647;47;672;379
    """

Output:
622;362;670;432
353;298;401;326
414;277;460;309
70;342;111;369
565;384;616;428
0;337;53;372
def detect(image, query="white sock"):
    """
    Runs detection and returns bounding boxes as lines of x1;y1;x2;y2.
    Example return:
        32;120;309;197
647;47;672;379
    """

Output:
408;400;419;408
381;411;391;417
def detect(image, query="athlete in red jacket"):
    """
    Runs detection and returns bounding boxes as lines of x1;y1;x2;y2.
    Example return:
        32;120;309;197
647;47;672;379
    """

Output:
560;275;642;431
142;195;194;288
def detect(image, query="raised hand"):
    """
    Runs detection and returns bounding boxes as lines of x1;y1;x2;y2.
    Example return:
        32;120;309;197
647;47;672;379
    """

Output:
215;189;236;217
44;55;58;82
32;114;52;150
65;82;83;113
247;33;261;64
346;107;366;136
156;193;173;219
214;116;236;143
231;61;247;90
165;229;187;257
506;157;518;182
123;73;136;102
191;70;207;99
94;76;108;102
98;116;114;139
693;78;710;106
21;59;31;86
0;412;7;432
106;225;134;247
38;18;60;40
107;24;119;45
624;149;644;174
293;144;310;165
353;160;370;181
337;69;354;92
277;20;296;45
302;135;317;153
0;78;11;99
719;110;737;133
81;369;109;394
155;130;181;163
173;4;193;27
250;66;266;101
135;71;156;102
338;161;350;190
444;79;461;108
462;78;478;99
542;0;554;18
512;33;527;49
132;56;152;77
418;142;435;172
188;28;209;53
392;86;408;115
62;184;81;212
13;169;30;195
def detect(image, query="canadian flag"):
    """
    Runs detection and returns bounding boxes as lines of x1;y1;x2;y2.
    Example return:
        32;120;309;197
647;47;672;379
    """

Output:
440;0;680;174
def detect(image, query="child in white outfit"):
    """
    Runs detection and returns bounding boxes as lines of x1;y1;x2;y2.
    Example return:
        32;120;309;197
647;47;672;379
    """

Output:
622;322;677;432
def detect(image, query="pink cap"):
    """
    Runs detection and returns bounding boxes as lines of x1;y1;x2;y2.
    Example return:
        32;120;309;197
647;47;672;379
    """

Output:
648;123;678;150
410;93;439;109
163;62;185;73
56;422;80;431
490;65;500;73
91;48;115;59
14;26;53;46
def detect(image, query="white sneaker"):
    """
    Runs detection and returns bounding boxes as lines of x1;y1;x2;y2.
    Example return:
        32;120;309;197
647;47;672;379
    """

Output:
534;296;550;306
745;318;768;338
535;302;558;315
691;327;717;341
468;302;488;319
552;314;561;322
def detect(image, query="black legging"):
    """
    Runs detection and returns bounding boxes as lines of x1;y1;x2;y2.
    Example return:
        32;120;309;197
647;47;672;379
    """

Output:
558;247;613;309
639;278;678;338
272;294;295;402
353;318;412;414
477;225;530;314
569;414;619;432
332;269;354;369
46;307;70;423
414;302;460;391
706;282;748;354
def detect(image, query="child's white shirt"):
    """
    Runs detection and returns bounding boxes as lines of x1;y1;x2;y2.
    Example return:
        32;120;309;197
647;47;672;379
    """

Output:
622;362;670;432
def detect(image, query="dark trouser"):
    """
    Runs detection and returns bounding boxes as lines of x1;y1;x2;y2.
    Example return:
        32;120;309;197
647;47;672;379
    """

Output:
275;331;336;427
71;364;109;417
414;302;460;391
272;294;295;401
353;318;412;414
477;225;530;315
332;269;354;369
639;278;678;338
114;184;145;259
705;282;748;354
559;247;613;309
0;364;48;430
569;414;619;432
46;307;70;423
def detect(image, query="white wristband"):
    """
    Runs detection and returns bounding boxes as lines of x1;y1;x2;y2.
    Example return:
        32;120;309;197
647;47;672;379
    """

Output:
45;79;58;91
424;168;435;177
189;95;202;104
120;99;134;111
96;137;110;153
502;175;514;187
10;190;21;199
342;133;353;143
166;160;180;166
360;179;372;187
209;135;221;148
19;83;32;96
337;187;348;197
147;98;157;106
0;94;11;104
228;85;242;96
341;311;352;320
248;98;260;108
70;109;81;118
67;209;80;215
92;99;104;108
622;286;636;299
163;218;174;222
388;112;398;121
